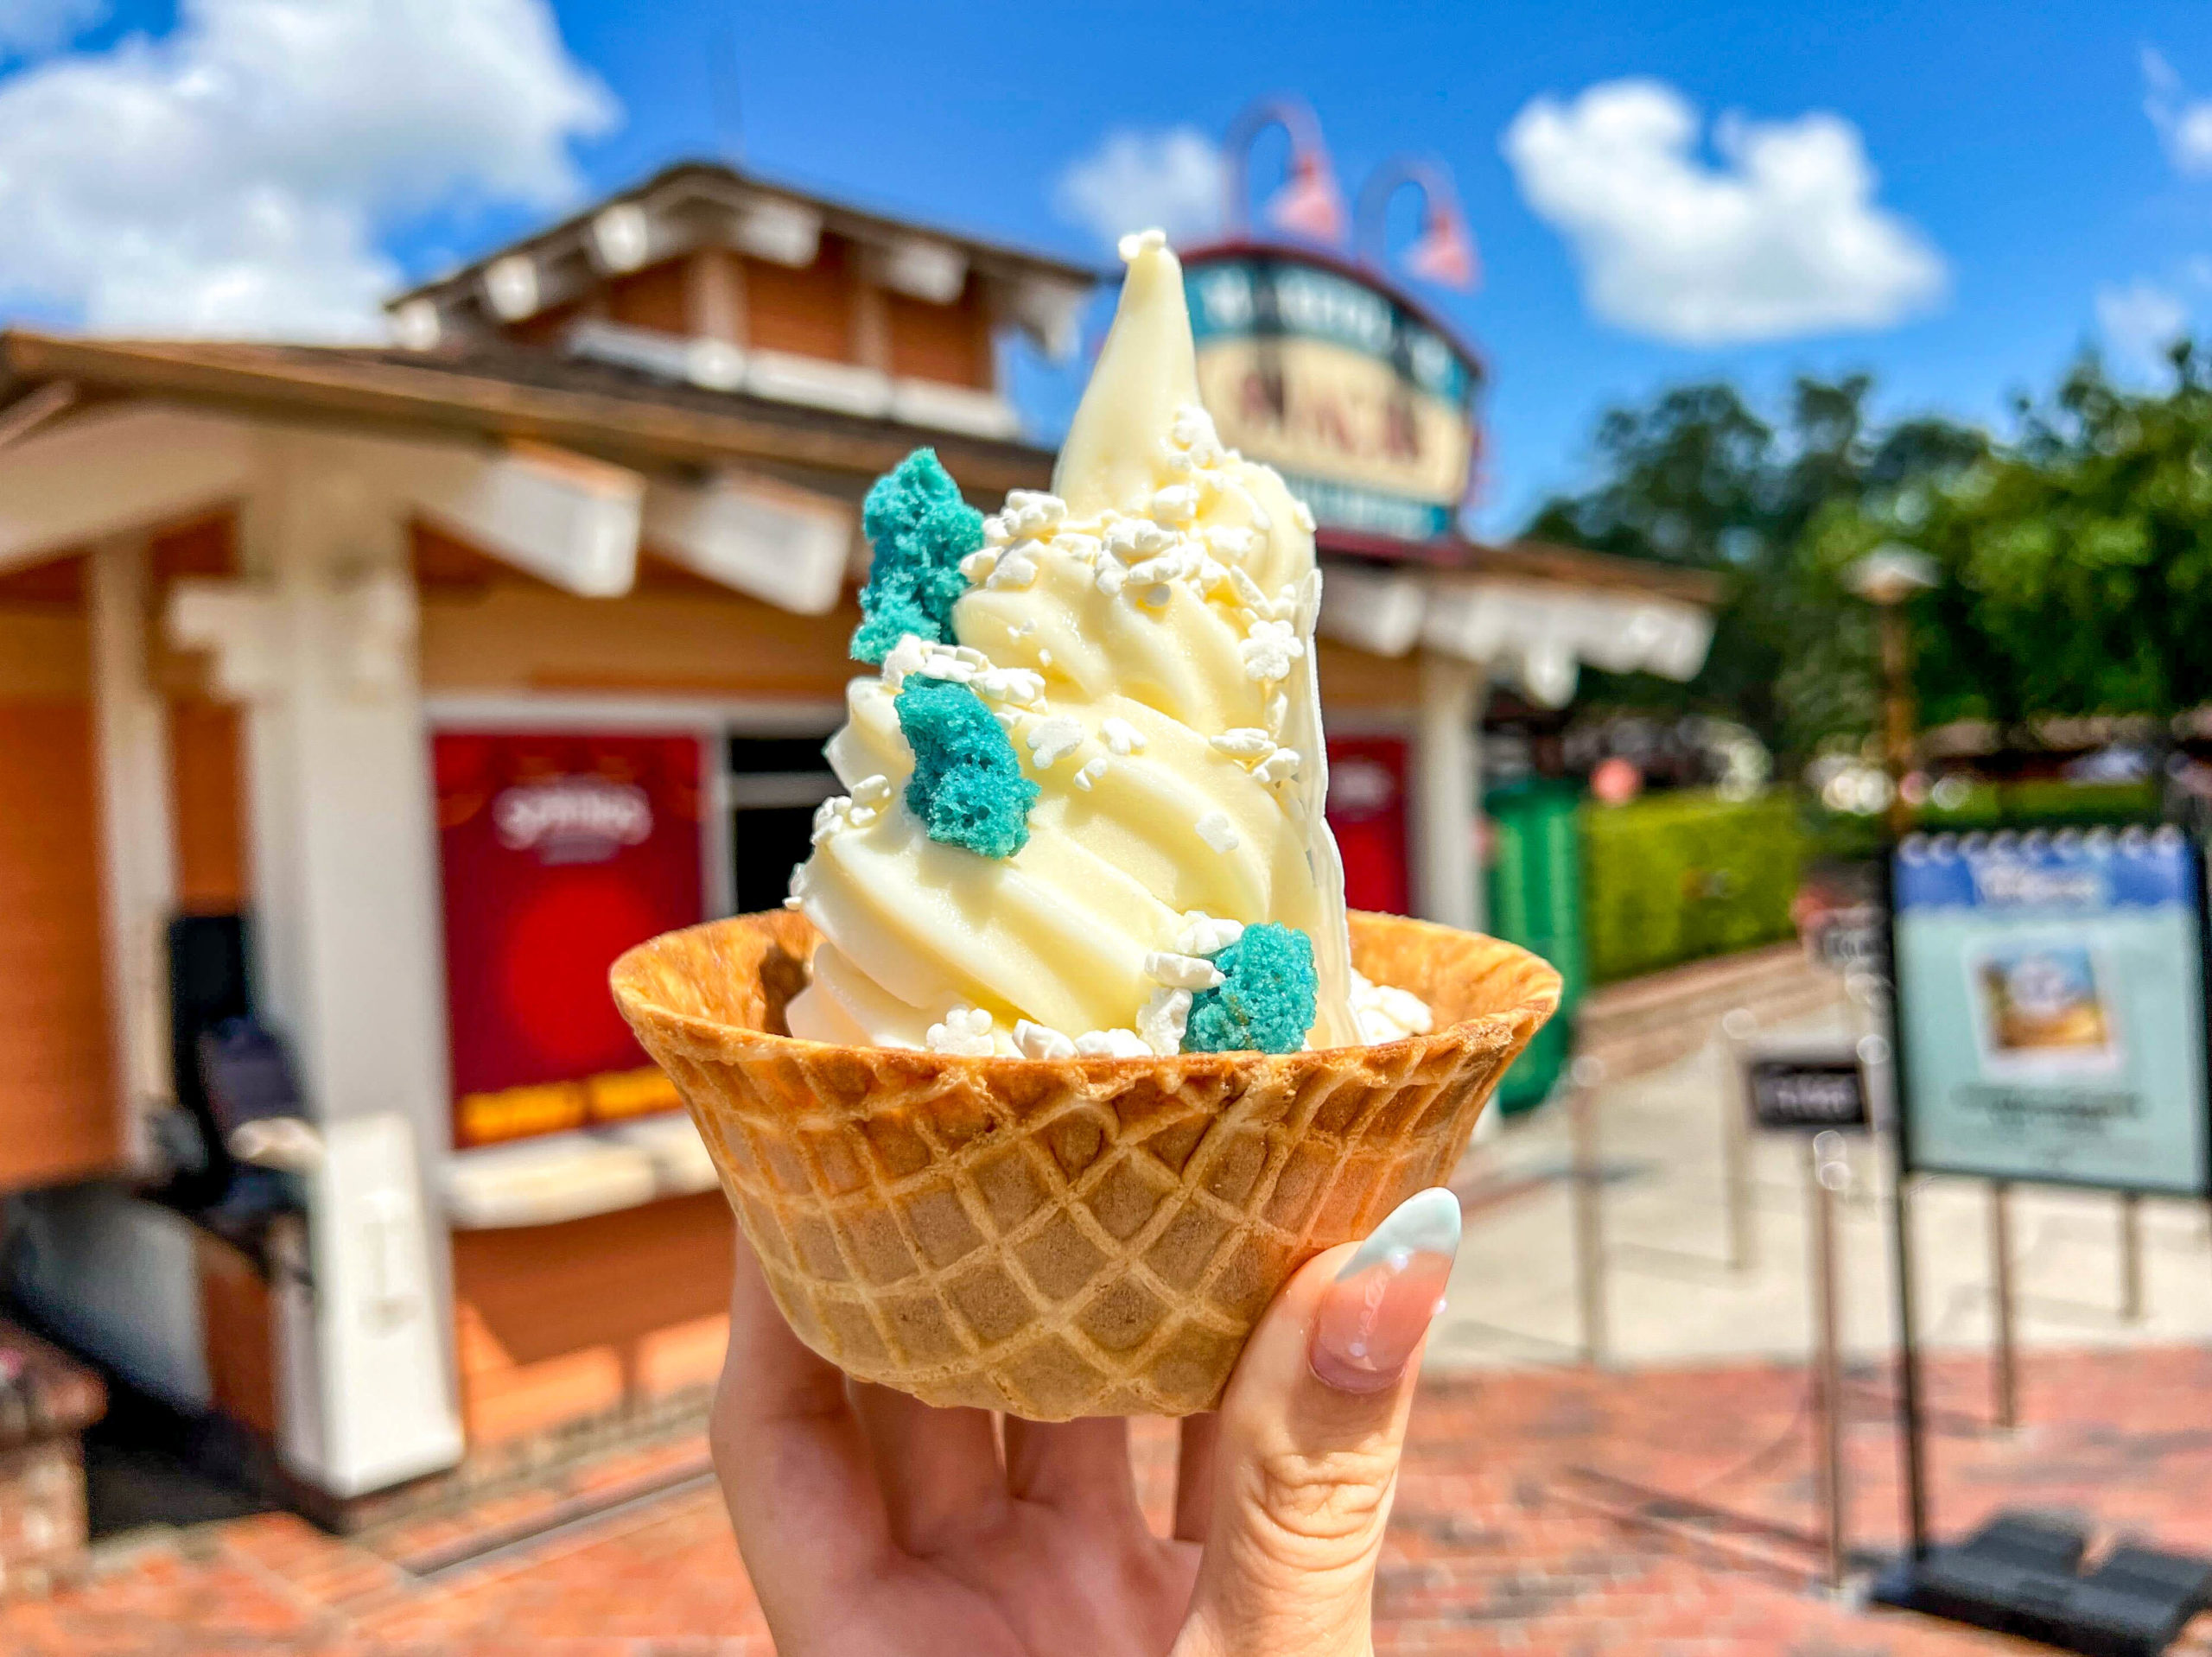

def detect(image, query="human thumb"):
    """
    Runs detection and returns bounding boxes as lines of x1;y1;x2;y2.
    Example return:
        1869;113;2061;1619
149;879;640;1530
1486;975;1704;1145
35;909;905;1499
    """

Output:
1173;1187;1459;1657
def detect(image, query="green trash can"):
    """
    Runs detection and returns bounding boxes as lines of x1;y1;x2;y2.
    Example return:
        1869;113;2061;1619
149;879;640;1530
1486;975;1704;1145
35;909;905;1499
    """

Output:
1483;782;1585;1114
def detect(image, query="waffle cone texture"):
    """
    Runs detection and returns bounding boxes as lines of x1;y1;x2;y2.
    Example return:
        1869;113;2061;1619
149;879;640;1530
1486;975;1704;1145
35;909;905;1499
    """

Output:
611;910;1560;1420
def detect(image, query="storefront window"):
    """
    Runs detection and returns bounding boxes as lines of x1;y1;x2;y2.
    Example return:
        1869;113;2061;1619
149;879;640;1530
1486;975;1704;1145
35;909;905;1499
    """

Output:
727;733;840;915
435;731;707;1148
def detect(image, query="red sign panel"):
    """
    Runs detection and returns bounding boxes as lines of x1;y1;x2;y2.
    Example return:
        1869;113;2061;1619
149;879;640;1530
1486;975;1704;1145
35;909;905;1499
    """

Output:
435;731;705;1146
1326;736;1410;915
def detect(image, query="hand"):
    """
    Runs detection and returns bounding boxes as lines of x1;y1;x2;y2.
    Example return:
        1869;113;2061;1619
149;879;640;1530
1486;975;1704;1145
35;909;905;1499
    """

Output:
709;1187;1460;1657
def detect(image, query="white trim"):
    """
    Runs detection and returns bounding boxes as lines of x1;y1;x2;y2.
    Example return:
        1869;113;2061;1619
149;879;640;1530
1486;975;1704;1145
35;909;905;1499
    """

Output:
745;349;891;418
732;198;822;267
1413;654;1485;934
404;442;643;599
642;472;855;616
0;403;254;573
442;1114;715;1229
887;379;1020;440
87;535;178;1172
873;237;969;304
423;691;843;734
702;732;736;920
1319;708;1418;740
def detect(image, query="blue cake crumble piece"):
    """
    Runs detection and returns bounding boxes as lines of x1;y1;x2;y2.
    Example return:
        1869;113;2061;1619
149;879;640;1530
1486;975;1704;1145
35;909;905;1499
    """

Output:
893;676;1039;859
852;449;984;664
1182;923;1318;1055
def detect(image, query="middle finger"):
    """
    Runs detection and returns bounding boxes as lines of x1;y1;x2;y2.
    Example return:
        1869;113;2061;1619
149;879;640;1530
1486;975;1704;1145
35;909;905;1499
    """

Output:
848;1381;1008;1553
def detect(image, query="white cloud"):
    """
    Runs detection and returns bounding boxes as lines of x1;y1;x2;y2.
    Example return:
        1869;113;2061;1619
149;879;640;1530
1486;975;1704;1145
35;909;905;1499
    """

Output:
0;0;617;340
0;0;105;59
1054;127;1226;251
2143;48;2212;177
2096;279;2189;377
1502;79;1946;346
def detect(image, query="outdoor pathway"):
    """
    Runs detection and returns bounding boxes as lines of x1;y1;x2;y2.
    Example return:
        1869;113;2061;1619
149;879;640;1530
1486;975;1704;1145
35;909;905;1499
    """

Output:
1433;1006;2212;1374
13;994;2212;1654
6;1342;2211;1654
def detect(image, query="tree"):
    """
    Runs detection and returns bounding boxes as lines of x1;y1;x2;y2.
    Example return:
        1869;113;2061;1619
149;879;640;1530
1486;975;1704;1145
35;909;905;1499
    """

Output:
1802;346;2212;760
1525;376;1984;765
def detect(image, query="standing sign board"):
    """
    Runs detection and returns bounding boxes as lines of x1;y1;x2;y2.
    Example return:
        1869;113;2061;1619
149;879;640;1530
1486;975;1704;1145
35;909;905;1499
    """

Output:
435;731;706;1147
1181;244;1483;542
1890;828;2212;1195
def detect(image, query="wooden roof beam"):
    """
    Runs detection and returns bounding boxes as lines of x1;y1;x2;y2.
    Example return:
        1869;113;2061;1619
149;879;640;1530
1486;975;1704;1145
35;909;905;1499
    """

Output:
0;403;254;575
403;440;642;599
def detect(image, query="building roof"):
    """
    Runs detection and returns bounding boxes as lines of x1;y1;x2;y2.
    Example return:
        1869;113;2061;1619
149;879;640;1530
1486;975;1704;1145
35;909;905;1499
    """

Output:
0;329;1059;496
1317;525;1724;607
386;159;1103;358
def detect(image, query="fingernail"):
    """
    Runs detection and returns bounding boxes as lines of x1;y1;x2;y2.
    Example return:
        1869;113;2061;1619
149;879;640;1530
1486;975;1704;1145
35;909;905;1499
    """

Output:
1310;1188;1461;1394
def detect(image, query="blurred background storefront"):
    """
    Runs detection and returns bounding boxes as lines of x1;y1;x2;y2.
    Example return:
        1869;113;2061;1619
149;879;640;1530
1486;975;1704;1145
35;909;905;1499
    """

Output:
0;122;1713;1518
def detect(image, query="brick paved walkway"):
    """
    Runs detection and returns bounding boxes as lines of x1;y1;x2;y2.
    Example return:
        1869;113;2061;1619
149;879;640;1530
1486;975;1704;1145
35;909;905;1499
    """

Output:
6;1343;2209;1655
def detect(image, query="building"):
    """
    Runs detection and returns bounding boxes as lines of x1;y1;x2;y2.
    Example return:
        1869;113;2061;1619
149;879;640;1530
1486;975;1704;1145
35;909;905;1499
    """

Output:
0;159;1714;1508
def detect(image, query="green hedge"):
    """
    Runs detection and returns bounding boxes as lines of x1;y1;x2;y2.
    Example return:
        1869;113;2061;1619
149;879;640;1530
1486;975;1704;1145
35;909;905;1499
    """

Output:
1582;790;1805;985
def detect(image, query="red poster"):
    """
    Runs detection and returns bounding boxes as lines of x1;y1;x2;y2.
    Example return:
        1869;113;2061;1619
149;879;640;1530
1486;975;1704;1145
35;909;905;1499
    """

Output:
1326;737;1411;916
435;731;704;1146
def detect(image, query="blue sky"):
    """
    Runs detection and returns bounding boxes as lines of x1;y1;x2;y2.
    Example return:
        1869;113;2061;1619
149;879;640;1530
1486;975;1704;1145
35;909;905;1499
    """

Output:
5;1;2211;531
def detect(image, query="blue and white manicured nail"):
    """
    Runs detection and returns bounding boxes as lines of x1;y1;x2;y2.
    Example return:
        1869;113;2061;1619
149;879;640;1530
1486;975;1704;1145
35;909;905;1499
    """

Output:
1310;1187;1462;1394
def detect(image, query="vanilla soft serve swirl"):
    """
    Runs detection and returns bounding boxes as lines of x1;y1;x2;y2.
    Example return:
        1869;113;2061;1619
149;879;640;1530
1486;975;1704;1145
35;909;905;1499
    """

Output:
785;231;1366;1053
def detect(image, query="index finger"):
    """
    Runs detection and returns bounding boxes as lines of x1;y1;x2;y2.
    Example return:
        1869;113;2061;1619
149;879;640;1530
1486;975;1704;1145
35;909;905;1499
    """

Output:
711;1231;892;1623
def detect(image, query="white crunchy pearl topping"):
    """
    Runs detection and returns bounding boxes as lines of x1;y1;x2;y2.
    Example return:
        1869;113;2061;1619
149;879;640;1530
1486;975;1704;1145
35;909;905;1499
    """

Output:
851;774;893;809
1014;1019;1076;1061
1075;1028;1154;1058
811;795;878;844
1205;524;1257;561
1254;747;1302;784
881;635;990;690
1194;810;1239;853
1137;987;1192;1055
1241;619;1303;683
1101;717;1147;755
925;1006;996;1056
1173;911;1244;956
1150;483;1200;524
985;549;1039;590
1071;756;1109;791
1026;716;1084;768
1002;490;1067;536
1210;727;1275;761
1143;950;1225;991
973;666;1046;705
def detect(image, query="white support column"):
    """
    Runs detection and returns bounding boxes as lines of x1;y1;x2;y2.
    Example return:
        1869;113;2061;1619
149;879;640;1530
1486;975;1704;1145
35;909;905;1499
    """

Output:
1414;651;1486;935
184;434;463;1493
86;534;178;1171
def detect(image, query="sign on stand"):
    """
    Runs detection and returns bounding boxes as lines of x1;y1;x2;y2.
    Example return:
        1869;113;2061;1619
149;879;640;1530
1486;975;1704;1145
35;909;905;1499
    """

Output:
1873;825;2212;1648
1889;828;2212;1196
1746;1057;1872;1134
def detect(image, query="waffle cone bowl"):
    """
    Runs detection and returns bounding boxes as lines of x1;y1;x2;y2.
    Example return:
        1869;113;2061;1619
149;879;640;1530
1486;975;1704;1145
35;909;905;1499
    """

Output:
611;910;1559;1419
